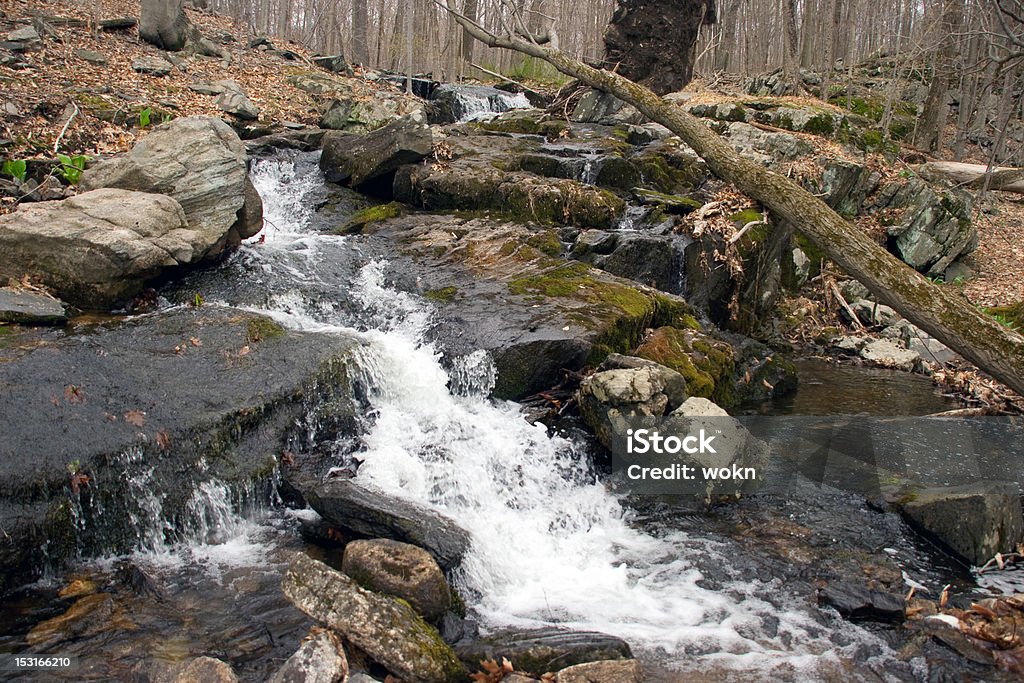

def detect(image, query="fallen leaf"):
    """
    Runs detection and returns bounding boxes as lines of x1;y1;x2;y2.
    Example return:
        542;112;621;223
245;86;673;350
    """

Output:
155;430;171;450
124;410;146;427
64;384;85;404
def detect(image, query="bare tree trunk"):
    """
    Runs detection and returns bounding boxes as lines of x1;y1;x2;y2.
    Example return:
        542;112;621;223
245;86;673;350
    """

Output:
461;0;479;69
445;1;1024;397
781;0;802;93
818;0;841;99
140;0;189;50
914;0;963;153
352;0;369;65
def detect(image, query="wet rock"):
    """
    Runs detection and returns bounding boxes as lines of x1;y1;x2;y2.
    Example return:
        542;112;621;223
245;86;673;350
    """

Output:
870;178;977;275
455;627;631;677
306;478;470;571
132;55;174;76
0;188;195;308
898;481;1024;566
342;539;451;621
283;553;466;683
321;113;434;191
571;230;617;258
859;338;921;372
556;659;644;682
726;121;813;162
848;299;901;327
589;232;687;294
27;593;124;648
214;80;260;120
268;628;349;683
313;83;422;133
73;48;108;65
430;84;530;124
0;287;66;324
0;307;361;591
81;116;259;260
819;581;906;622
577;363;688;449
834;335;868;354
313;54;352;74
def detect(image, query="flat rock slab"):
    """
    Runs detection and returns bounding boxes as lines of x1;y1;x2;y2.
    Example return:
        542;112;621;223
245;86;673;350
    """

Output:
132;56;173;76
306;478;470;571
0;287;66;324
455;627;631;676
819;581;905;622
0;306;361;590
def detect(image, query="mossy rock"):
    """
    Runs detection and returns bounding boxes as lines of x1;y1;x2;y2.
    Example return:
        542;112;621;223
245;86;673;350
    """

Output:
634;326;737;406
633;188;703;215
424;286;459;304
526;230;563;257
333;202;402;235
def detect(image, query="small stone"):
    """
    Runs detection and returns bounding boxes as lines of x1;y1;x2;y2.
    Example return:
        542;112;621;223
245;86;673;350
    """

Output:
2;101;21;117
267;628;348;683
556;659;644;683
313;54;351;73
859;338;921;372
819;582;905;623
216;88;260;120
848;299;901;327
73;48;108;65
3;26;41;51
132;56;173;76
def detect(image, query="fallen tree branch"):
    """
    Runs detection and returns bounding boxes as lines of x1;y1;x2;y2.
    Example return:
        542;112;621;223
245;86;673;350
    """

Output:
469;62;542;97
441;0;1024;396
913;161;1024;194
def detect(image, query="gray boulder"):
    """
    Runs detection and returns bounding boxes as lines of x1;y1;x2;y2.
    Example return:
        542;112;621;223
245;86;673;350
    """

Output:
151;657;238;683
210;80;260;120
577;363;688;450
305;478;470;570
848;299;901;327
282;553;466;683
313;54;352;74
569;89;644;125
132;55;173;76
268;629;348;683
320;113;435;189
898;481;1024;566
73;48;108;65
2;26;41;52
872;178;977;275
726;121;813;162
342;539;451;621
81;116;260;260
0;287;66;324
455;628;631;677
819;159;880;218
0;188;196;308
859;338;921;372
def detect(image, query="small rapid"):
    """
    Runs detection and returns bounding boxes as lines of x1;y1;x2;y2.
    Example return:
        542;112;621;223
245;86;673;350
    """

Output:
236;155;903;676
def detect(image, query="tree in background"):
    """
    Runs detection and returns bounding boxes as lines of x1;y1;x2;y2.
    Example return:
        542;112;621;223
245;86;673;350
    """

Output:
140;0;190;50
602;0;716;94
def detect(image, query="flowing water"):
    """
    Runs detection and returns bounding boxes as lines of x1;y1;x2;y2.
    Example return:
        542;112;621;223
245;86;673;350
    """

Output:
2;152;1016;681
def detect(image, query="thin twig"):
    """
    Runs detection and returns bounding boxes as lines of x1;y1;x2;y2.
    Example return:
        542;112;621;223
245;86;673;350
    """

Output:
53;100;79;155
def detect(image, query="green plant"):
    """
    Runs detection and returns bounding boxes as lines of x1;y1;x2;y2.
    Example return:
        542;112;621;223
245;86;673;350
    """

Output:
992;313;1019;331
139;107;153;128
1;158;27;183
192;292;204;308
56;154;89;185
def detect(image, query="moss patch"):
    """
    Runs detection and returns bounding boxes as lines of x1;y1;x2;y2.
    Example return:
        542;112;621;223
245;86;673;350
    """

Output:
525;230;563;257
635;326;738;406
333;202;402;235
424;286;459;304
246;316;285;343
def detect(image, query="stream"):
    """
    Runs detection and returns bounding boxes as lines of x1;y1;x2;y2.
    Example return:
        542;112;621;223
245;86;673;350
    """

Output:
1;149;1020;682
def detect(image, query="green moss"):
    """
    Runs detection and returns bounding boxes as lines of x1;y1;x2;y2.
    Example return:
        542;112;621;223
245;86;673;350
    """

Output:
635;327;738;406
594;156;641;189
424;286;458;304
729;209;764;226
633;188;703;214
333;202;402;235
246;316;285;343
802;112;836;136
526;230;563;257
508;262;593;297
985;301;1024;330
652;294;701;329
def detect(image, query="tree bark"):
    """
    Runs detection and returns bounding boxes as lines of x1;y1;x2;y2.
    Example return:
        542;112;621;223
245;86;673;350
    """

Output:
140;0;189;50
602;0;716;95
781;0;802;93
445;0;1024;397
914;0;963;153
914;161;1024;194
351;0;369;65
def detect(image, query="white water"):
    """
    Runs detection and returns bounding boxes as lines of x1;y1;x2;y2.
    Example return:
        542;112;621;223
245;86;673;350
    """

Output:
229;156;900;676
436;85;532;123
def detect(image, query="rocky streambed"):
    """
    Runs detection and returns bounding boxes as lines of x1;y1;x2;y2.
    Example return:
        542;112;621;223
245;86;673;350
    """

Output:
1;92;1023;681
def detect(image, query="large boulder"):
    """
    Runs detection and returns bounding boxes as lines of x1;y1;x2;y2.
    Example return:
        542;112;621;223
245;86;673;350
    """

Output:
869;178;977;275
455;628;631;677
320;113;435;190
898;481;1024;566
305;478;471;571
81;116;260;260
342;539;451;621
0;307;361;592
282;553;466;683
0;188;198;308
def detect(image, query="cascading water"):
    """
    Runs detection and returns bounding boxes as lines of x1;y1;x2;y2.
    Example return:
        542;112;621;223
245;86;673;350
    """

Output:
432;84;532;123
233;154;908;677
